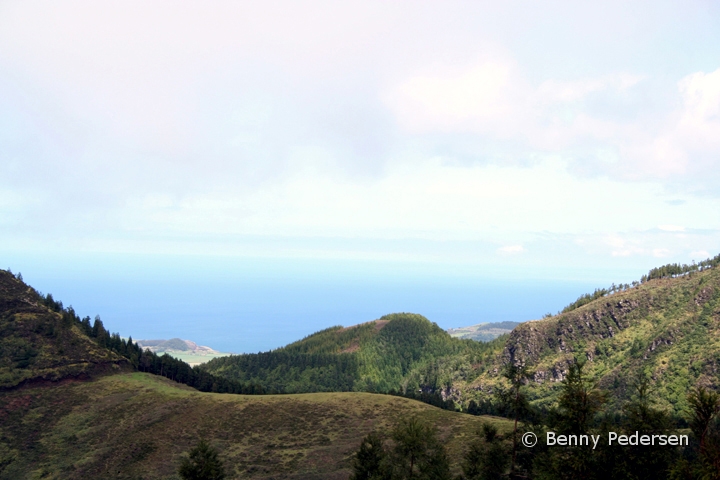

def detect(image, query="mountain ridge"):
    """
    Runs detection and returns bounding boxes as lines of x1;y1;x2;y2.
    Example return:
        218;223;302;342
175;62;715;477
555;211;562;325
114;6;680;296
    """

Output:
460;265;720;415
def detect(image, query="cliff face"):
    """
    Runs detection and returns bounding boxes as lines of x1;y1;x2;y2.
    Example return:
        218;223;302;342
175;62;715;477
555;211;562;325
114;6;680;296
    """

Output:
464;267;720;413
504;297;645;372
0;270;128;389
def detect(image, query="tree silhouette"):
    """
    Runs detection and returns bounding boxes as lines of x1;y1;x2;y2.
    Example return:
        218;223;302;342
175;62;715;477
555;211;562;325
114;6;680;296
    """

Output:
390;417;451;479
462;423;509;480
178;439;226;480
351;431;390;480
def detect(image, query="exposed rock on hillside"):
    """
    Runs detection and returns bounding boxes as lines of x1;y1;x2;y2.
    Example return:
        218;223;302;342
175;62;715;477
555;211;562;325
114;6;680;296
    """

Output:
466;267;720;414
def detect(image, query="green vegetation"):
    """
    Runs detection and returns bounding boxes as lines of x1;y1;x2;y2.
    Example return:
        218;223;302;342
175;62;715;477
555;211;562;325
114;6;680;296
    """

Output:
560;252;720;315
464;264;720;418
3;254;720;478
204;313;501;395
349;359;720;479
163;351;231;366
0;372;510;479
350;416;452;479
0;269;267;395
178;439;226;480
0;270;129;389
460;423;509;480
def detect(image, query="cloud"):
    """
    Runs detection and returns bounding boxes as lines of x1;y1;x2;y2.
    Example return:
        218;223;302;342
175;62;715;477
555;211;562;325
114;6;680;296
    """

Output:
385;57;720;194
658;225;685;232
497;245;525;256
385;59;528;137
536;74;645;103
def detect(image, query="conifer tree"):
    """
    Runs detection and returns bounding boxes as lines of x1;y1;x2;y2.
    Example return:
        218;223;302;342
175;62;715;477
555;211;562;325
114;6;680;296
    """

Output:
688;387;720;478
462;423;509;480
616;378;676;478
178;439;226;480
351;431;389;480
535;360;606;480
389;417;451;480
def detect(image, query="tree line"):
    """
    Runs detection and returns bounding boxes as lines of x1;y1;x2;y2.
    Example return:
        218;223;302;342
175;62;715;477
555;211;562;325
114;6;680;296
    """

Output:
26;283;488;411
559;252;720;315
34;288;268;395
351;360;720;479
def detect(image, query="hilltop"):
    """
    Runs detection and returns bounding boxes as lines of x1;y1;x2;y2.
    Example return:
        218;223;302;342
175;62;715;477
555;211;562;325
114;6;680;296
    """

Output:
202;312;500;394
202;255;720;418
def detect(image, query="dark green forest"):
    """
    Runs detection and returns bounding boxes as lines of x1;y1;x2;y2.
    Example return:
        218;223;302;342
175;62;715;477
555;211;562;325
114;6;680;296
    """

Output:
202;313;502;394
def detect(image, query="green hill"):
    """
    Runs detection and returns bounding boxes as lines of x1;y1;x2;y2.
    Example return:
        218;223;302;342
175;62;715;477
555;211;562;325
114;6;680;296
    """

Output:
459;264;720;416
0;270;512;478
204;259;720;416
3;257;720;477
203;312;501;394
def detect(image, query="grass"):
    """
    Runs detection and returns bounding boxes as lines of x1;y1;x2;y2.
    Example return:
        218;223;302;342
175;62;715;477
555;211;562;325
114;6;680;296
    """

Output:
162;351;231;366
0;372;512;479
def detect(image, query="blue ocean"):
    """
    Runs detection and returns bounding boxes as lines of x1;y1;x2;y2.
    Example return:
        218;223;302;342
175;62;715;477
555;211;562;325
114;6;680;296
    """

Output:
7;253;630;353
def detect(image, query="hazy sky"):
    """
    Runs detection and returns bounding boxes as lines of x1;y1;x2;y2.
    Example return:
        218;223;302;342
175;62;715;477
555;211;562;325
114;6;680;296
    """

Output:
2;2;720;348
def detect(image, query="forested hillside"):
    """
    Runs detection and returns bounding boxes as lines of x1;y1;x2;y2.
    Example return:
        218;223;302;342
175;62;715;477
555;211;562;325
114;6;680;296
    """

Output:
461;261;720;417
0;269;129;389
203;313;503;394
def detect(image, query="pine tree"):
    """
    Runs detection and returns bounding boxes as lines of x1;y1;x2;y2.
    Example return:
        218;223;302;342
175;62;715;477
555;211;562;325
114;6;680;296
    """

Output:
178;439;226;480
462;423;509;480
535;360;607;480
389;417;451;480
688;387;720;478
351;431;389;480
618;378;676;478
501;363;532;476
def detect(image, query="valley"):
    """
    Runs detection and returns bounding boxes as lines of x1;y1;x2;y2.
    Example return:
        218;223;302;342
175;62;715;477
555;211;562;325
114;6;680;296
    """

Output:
1;255;719;478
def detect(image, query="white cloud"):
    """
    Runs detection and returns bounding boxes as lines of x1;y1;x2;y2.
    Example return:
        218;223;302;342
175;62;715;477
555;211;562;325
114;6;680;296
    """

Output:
536;73;645;103
497;245;525;255
385;59;529;137
658;225;685;232
385;57;720;193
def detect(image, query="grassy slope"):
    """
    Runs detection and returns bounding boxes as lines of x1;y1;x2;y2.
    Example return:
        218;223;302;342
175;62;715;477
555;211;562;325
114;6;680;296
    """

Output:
0;372;512;479
461;267;720;414
0;270;128;389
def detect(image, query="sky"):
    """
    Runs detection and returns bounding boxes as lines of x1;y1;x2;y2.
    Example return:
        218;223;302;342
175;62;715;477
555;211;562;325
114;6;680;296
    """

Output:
1;1;720;351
